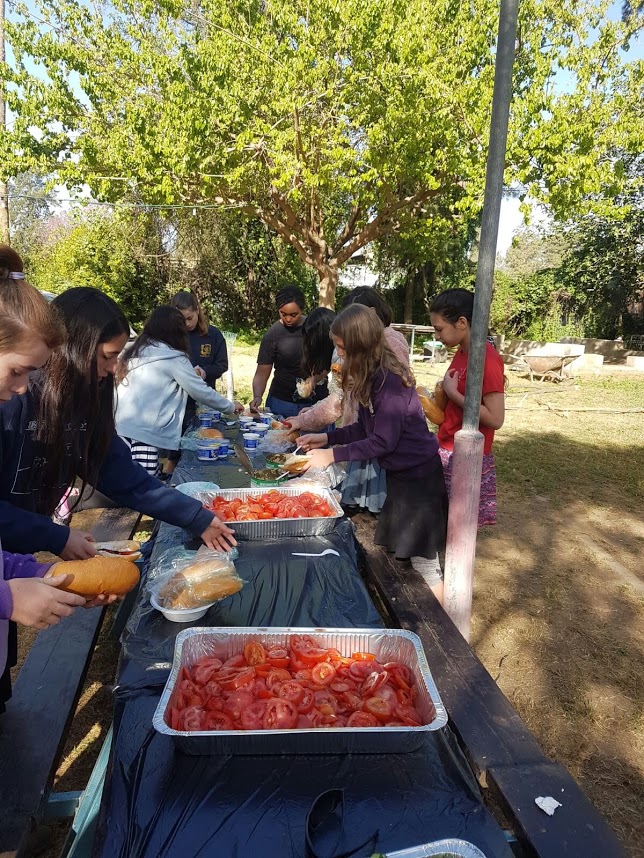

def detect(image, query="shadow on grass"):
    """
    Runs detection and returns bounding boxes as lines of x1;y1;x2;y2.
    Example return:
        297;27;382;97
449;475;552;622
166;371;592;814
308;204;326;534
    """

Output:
473;432;644;854
495;431;644;512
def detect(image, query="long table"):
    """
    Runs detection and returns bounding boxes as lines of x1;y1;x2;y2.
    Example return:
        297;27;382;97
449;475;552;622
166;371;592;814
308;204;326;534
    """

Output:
92;445;513;857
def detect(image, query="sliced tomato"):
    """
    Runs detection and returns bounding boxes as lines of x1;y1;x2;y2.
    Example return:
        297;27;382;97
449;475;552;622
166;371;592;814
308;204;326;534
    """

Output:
205;711;234;731
384;662;413;690
223;689;255;722
181;705;206;731
293;644;330;666
220;667;256;691
240;700;268;730
263;698;298;730
266;668;292;690
169;706;181;730
363;696;393;723
311;662;337;686
394;704;422;726
314;690;338;713
347;711;379;728
296;687;315;714
223;654;246;670
361;670;388;697
277;680;305;705
349;660;378;681
296;714;315;729
341;690;363;712
192;658;223;685
351;651;376;661
244;642;267;666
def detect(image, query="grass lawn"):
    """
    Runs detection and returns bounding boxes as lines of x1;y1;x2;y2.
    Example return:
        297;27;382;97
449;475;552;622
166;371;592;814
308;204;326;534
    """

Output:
23;341;644;857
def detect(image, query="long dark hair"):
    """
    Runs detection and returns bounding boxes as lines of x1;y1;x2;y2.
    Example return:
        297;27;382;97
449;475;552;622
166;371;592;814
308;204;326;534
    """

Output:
123;306;189;362
341;287;393;327
35;287;130;514
429;288;474;324
170;290;208;336
301;308;336;377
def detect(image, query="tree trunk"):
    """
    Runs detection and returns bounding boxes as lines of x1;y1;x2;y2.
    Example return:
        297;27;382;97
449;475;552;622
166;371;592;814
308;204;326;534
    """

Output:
404;273;414;324
317;264;339;309
0;0;10;243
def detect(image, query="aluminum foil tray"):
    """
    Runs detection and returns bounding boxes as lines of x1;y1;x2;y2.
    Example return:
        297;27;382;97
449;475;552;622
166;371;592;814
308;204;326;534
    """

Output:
153;627;448;755
385;840;487;857
191;485;343;539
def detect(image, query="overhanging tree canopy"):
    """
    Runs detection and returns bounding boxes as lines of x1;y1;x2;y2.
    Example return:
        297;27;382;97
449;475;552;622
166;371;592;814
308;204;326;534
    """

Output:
2;0;643;306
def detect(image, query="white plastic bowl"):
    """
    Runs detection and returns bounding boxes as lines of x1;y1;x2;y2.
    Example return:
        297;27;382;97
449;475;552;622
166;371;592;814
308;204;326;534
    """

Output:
150;592;214;623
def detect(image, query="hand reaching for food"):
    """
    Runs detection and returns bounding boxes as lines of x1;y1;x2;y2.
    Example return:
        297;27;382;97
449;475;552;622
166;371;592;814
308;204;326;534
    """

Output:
303;448;335;470
297;433;328;451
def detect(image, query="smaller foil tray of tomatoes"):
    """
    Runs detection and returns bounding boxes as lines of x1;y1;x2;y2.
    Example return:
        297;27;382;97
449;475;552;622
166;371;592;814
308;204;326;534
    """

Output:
153;627;447;755
197;486;344;539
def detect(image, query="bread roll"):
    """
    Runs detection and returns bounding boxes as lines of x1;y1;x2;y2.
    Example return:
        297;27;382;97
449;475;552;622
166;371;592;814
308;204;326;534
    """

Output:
416;386;445;426
96;539;141;561
158;559;242;609
198;427;223;439
46;556;140;597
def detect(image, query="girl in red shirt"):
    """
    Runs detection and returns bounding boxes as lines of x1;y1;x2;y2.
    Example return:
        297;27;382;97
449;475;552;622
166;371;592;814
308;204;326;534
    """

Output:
429;289;505;526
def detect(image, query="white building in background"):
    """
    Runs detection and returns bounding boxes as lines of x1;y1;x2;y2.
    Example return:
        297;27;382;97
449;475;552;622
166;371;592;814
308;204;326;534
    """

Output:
337;249;379;291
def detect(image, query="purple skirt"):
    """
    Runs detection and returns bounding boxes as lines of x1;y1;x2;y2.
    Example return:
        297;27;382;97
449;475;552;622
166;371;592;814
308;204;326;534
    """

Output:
439;447;497;527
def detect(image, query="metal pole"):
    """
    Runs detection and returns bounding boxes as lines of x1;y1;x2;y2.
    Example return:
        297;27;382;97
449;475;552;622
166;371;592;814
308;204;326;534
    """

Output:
443;0;519;638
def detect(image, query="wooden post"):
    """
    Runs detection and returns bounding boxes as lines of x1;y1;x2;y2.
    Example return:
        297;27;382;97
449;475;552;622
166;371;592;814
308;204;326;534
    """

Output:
443;429;484;638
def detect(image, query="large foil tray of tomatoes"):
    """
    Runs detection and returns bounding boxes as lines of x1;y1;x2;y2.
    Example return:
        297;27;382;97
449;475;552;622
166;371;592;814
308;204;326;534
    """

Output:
198;486;343;539
153;627;448;755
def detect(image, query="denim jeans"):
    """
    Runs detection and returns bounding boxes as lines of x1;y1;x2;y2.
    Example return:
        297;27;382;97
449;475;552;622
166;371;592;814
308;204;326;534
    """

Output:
265;395;307;419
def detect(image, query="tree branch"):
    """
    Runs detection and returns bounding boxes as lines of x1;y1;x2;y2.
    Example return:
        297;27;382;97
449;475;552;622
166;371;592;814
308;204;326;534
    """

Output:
331;202;361;256
335;186;445;265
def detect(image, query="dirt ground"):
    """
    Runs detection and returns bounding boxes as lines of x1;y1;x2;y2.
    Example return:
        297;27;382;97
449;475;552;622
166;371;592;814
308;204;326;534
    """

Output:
12;350;644;858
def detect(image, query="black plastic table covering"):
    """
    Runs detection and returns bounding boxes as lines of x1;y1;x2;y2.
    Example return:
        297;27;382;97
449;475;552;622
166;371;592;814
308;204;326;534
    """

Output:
93;447;513;858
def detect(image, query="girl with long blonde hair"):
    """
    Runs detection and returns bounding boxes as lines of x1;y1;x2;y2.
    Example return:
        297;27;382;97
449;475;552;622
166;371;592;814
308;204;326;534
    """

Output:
299;305;448;602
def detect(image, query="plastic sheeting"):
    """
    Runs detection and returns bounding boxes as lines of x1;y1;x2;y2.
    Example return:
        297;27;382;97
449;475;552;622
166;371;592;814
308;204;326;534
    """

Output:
93;452;512;858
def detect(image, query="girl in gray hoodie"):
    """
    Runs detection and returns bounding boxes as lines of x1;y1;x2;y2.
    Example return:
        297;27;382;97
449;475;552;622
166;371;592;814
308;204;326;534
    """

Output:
116;306;243;475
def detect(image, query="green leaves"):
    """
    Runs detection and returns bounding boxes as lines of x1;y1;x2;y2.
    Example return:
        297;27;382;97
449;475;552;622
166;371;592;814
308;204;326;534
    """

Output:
2;0;643;303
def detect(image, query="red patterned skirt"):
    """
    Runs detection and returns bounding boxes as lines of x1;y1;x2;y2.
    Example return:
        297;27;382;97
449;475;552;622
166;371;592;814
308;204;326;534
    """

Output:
438;447;497;527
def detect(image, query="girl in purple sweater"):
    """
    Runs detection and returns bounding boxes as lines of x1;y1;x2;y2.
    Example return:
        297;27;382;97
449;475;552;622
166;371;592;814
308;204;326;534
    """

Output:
0;246;86;707
299;304;448;603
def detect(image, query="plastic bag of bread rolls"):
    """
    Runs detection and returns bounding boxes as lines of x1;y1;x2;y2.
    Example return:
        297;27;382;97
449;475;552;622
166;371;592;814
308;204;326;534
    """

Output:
416;385;445;426
151;548;243;610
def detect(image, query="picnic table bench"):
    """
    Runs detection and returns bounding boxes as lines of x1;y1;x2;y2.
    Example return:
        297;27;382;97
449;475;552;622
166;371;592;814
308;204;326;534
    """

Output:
351;512;626;858
0;506;141;858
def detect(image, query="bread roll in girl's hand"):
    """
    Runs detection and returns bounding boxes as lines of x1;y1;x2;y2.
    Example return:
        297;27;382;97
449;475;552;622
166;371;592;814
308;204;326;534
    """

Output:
416;385;445;426
45;556;140;597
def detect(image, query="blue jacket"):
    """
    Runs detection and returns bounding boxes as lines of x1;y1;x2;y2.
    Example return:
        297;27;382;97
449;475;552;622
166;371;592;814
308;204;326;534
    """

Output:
116;342;235;449
188;326;228;385
0;390;214;556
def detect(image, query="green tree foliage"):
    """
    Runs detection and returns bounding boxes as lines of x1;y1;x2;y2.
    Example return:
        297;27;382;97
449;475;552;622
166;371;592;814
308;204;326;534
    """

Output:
26;207;163;325
24;203;317;330
2;0;643;308
159;208;319;331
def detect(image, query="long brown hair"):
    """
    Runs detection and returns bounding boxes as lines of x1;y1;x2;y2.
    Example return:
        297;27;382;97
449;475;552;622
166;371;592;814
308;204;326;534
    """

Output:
170;290;208;336
35;287;130;514
330;305;413;407
0;245;66;354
